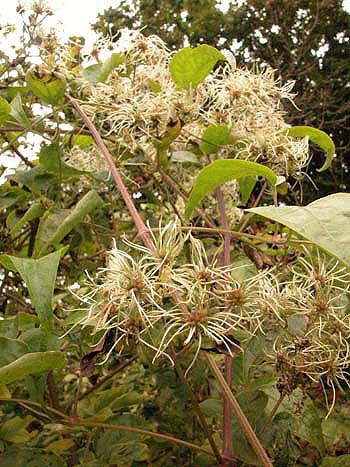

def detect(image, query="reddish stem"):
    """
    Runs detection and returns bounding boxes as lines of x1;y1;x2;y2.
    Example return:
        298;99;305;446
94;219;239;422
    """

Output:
65;93;154;251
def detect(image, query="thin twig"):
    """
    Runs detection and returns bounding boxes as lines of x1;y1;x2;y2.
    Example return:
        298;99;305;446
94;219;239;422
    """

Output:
77;356;137;402
180;226;309;244
0;397;70;421
2;135;34;167
205;353;273;467
17;401;52;421
237;181;267;235
69;418;216;457
259;393;285;436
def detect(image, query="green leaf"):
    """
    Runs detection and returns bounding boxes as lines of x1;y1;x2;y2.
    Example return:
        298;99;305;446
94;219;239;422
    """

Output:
169;44;225;90
0;337;29;366
98;52;124;82
148;79;162;94
320;455;350;467
248;193;350;268
108;442;149;465
33;190;104;257
239;177;256;204
82;53;124;83
0;449;66;467
95;414;151;465
0;254;16;271
39;144;86;177
0;188;30;210
0;416;34;444
200;124;230;154
0;86;27;101
82;63;102;82
26;70;66;105
199;398;223;418
0;384;11;399
295;396;325;456
46;439;75;455
285;126;335;172
21;328;60;352
0;96;11;124
70;134;94;148
0;351;66;384
9;250;61;329
10;201;45;237
185;159;277;220
8;166;55;193
10;94;31;128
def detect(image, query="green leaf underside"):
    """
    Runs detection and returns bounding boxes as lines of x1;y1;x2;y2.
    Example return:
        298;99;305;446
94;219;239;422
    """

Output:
185;159;277;220
98;53;124;82
285;126;335;172
9;250;61;329
0;351;66;385
169;44;225;90
248;193;350;268
34;189;104;257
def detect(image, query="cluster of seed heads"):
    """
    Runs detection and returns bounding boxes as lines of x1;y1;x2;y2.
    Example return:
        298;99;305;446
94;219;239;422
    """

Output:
72;224;350;413
78;33;309;177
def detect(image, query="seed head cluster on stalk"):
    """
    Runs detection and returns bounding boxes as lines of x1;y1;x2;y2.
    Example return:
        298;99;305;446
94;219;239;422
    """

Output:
73;220;271;367
77;33;309;177
270;252;350;415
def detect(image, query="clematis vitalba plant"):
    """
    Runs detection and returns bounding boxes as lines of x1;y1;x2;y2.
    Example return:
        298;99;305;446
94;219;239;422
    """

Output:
0;7;349;466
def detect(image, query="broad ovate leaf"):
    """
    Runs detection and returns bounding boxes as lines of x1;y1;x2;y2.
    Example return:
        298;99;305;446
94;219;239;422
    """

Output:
185;159;277;220
9;250;61;329
248;193;350;268
26;69;66;106
169;45;225;90
285;126;335;172
0;351;66;385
